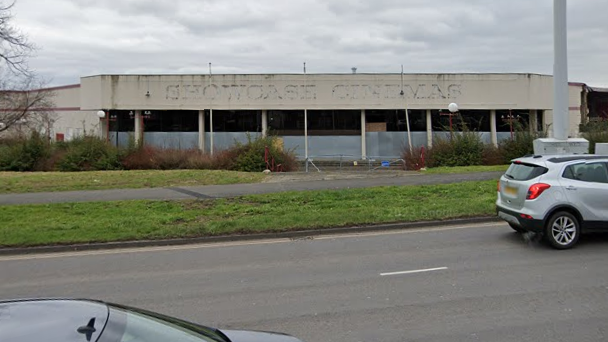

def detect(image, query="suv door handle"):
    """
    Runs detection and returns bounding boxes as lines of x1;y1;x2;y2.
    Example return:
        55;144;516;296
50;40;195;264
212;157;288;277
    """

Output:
566;186;577;191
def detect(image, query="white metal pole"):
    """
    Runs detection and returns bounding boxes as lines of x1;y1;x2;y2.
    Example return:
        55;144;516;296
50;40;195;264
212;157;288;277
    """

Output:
553;0;569;140
490;110;498;147
361;109;366;158
304;109;308;159
208;65;214;155
304;62;309;160
405;104;413;153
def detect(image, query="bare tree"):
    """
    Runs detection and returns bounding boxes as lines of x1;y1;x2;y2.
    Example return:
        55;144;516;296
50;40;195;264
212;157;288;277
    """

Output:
0;0;54;135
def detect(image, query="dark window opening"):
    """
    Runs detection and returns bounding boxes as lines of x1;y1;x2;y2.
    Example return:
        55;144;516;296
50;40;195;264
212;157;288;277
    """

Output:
308;110;360;135
431;110;490;131
143;110;198;132
366;109;426;132
205;110;261;132
588;91;608;120
109;110;134;132
268;110;304;135
460;110;491;131
536;110;544;132
497;110;530;132
268;110;360;135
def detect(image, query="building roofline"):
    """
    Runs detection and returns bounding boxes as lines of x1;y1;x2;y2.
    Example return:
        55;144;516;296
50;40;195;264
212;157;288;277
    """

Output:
568;82;586;87
39;84;81;91
81;72;554;79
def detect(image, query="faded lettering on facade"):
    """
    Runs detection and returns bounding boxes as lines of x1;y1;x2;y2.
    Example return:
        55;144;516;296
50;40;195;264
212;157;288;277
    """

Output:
332;84;462;100
164;83;461;101
165;84;318;101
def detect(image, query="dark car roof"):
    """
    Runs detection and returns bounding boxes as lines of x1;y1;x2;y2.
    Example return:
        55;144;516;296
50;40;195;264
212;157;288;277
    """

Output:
0;299;109;342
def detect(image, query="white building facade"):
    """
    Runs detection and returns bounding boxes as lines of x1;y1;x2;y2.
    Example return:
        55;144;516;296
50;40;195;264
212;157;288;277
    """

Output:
45;73;597;159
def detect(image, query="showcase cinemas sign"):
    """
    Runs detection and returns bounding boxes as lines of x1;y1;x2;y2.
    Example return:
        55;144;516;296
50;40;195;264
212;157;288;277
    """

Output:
165;83;462;101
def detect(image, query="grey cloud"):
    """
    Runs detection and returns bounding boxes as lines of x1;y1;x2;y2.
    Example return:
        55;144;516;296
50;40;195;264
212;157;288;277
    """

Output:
9;0;608;86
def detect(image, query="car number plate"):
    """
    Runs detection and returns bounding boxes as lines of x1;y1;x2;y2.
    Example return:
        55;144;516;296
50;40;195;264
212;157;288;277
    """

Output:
505;186;518;196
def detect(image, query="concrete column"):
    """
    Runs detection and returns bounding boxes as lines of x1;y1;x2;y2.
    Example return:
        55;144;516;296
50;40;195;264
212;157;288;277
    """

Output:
490;110;498;147
530;110;538;133
99;117;108;142
134;110;143;145
210;109;214;155
426;110;433;148
361;109;366;158
198;110;205;152
262;110;268;137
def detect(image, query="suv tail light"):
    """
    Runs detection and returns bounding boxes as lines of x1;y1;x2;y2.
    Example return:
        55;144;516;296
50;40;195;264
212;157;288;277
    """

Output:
526;183;551;200
497;180;501;192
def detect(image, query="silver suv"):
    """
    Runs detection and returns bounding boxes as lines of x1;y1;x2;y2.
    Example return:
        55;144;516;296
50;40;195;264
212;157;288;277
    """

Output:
496;155;608;249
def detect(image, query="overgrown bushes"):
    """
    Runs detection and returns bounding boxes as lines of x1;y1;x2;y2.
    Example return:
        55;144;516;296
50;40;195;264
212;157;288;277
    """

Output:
56;136;122;171
0;133;297;172
580;120;608;154
497;129;539;163
232;134;297;172
404;125;546;168
427;131;485;167
0;132;50;171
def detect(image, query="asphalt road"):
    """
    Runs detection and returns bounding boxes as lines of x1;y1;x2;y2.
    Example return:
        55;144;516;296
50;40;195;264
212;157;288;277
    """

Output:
0;171;502;205
2;222;608;342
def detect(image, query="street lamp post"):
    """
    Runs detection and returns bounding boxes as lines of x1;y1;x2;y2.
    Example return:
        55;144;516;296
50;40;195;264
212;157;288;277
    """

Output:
501;110;521;140
440;103;459;138
97;110;109;143
400;65;413;153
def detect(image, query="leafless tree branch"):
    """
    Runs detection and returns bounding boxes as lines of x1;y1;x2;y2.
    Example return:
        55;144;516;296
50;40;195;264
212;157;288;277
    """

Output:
0;1;53;134
0;1;35;76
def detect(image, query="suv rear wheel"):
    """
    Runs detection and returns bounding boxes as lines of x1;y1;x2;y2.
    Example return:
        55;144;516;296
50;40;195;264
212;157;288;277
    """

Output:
545;211;580;249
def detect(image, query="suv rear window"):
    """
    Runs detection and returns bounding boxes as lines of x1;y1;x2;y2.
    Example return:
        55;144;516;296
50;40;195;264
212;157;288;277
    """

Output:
505;162;548;181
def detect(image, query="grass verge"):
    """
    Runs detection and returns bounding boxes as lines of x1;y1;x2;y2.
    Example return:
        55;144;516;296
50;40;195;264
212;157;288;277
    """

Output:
422;165;509;174
0;170;266;194
0;180;497;248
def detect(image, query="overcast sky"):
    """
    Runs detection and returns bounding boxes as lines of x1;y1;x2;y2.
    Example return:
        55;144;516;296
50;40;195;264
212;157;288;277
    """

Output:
9;0;608;86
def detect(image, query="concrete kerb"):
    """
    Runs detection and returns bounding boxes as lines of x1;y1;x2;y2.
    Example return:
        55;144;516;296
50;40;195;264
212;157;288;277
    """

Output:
0;216;501;256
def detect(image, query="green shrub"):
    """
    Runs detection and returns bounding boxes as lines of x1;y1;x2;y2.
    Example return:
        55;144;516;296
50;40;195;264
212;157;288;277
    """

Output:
580;121;608;154
57;136;122;171
497;123;547;163
427;130;484;167
224;134;297;172
482;144;504;165
498;131;535;163
579;120;608;133
0;132;50;171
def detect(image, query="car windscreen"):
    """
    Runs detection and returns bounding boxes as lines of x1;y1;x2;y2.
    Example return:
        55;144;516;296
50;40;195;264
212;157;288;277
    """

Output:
0;300;108;342
505;162;548;181
101;305;227;342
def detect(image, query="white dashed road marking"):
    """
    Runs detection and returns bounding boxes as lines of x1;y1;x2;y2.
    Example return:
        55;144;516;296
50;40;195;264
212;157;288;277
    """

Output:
380;267;448;277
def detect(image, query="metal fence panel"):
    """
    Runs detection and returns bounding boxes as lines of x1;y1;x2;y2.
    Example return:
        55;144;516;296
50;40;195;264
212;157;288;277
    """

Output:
205;132;262;152
144;132;199;149
366;132;427;157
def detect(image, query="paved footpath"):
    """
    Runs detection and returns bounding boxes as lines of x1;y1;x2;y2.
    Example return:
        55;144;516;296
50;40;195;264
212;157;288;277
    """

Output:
0;171;502;206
